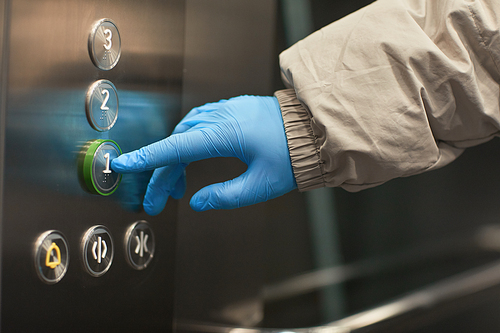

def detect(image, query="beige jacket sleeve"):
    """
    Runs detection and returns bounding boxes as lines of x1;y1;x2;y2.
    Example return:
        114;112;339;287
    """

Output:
275;0;500;192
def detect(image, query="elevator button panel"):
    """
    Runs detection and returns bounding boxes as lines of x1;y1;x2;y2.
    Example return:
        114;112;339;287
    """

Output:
125;221;156;270
34;231;69;284
82;225;114;277
81;139;122;196
88;18;121;70
85;80;119;132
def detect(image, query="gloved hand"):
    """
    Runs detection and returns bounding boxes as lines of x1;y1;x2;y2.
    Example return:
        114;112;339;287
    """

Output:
111;95;297;215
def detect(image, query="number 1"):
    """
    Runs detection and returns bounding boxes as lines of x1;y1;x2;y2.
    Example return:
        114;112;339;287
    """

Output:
103;153;112;174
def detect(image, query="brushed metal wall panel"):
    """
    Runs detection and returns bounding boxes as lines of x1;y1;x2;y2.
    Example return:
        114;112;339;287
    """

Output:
1;0;184;331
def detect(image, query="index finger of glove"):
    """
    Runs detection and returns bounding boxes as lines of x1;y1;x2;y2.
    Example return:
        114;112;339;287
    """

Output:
111;129;229;173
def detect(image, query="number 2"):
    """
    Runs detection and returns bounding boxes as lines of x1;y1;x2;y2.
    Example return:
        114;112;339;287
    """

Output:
101;89;110;111
103;153;112;174
103;28;112;50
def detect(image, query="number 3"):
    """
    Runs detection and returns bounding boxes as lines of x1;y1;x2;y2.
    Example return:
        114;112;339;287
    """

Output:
103;28;112;50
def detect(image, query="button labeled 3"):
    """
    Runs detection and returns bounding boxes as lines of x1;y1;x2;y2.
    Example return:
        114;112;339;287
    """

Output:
125;221;155;270
34;231;69;284
86;79;118;132
82;225;114;277
88;18;121;70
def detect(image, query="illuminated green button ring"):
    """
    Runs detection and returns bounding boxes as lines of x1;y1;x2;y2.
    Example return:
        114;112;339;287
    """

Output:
82;139;122;196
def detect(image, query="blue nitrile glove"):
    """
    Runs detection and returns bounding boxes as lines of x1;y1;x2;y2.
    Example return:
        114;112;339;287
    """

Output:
111;95;297;214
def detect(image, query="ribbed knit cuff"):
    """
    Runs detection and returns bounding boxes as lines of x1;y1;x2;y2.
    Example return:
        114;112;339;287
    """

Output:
274;89;325;191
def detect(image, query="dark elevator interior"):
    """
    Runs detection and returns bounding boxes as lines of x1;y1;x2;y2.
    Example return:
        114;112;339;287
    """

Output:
2;1;500;332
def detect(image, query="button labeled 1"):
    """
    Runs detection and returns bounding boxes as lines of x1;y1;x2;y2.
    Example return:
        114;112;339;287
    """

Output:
125;221;155;270
34;231;69;284
86;79;118;132
88;18;121;70
82;225;114;277
80;139;122;196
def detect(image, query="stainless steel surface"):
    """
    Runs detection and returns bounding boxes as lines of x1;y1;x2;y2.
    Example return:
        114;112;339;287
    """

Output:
34;230;70;284
81;225;114;277
124;220;155;270
88;18;121;71
0;0;184;330
262;229;483;303
176;323;348;333
85;79;119;131
91;141;121;194
176;0;277;326
0;1;7;327
329;259;500;330
175;258;500;333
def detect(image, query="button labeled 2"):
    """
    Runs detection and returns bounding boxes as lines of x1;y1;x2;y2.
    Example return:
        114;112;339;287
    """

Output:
86;79;118;132
80;139;122;196
88;18;121;70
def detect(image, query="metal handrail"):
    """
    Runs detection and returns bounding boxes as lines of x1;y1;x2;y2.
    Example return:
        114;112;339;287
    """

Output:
176;257;500;333
263;224;500;303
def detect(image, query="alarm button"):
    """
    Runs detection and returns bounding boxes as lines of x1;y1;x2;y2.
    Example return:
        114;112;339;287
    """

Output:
80;139;122;196
34;231;69;284
125;221;155;270
88;18;121;70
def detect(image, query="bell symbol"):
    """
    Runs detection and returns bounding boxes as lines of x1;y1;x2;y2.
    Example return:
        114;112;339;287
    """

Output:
45;242;62;269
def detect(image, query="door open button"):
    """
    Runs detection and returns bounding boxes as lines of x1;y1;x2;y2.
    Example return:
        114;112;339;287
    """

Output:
92;236;108;264
82;225;114;277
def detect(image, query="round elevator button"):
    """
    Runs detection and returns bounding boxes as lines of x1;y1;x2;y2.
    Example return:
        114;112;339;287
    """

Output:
81;225;114;277
124;221;155;270
85;79;119;132
34;231;69;284
88;18;121;70
80;139;122;196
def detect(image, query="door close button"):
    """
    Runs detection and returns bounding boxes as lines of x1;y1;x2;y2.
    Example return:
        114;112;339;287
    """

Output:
125;221;156;270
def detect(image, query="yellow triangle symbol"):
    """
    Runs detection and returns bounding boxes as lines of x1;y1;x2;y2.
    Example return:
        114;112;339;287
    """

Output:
45;242;61;269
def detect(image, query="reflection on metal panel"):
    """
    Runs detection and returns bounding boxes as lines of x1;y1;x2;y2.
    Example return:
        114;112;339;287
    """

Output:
175;253;500;332
176;0;277;327
0;1;7;328
0;0;183;331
